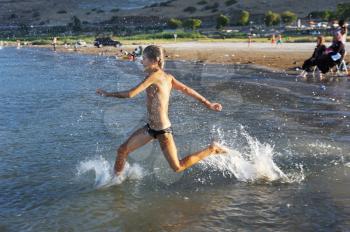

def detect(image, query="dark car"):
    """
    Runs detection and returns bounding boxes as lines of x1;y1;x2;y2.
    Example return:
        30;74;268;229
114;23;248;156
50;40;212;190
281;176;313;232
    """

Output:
94;37;122;47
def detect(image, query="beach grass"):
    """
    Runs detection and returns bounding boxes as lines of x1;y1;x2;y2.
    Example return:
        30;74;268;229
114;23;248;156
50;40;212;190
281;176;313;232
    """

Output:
0;33;333;45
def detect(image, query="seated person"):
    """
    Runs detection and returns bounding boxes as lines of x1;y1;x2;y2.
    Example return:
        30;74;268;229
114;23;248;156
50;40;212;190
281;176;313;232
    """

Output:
298;36;326;78
132;46;143;57
316;32;345;79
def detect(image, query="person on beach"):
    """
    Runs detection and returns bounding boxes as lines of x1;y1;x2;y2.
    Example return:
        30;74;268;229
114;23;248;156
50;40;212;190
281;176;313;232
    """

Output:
276;34;283;46
248;34;252;47
52;37;57;52
333;19;348;44
96;45;227;175
316;32;345;80
271;34;276;46
298;36;326;78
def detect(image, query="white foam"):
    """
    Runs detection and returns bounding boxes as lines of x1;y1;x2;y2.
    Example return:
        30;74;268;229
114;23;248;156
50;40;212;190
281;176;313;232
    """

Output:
201;128;304;183
76;156;145;188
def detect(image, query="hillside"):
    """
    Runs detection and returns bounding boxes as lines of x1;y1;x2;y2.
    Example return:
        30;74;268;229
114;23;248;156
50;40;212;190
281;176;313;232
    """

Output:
0;0;346;27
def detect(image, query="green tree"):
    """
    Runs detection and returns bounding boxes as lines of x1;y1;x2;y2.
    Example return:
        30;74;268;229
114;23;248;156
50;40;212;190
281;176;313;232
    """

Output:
281;11;297;25
225;0;237;6
238;10;250;25
216;14;230;29
264;11;280;26
184;6;197;14
308;11;331;21
168;18;183;29
337;3;350;20
19;23;29;35
183;18;202;31
69;16;82;32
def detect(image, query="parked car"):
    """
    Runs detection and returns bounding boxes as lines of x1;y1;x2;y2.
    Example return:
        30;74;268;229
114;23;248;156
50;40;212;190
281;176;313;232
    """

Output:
94;37;122;48
76;39;87;47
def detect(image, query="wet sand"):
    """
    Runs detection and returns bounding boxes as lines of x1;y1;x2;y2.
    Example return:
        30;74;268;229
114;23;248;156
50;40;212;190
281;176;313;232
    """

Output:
53;42;349;72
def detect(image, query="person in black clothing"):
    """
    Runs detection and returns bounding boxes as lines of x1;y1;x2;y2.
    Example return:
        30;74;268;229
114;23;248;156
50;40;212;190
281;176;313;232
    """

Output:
298;36;326;78
335;19;347;44
316;32;345;80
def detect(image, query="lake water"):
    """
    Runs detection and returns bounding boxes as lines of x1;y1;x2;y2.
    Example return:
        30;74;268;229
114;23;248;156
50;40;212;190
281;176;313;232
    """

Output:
0;47;349;231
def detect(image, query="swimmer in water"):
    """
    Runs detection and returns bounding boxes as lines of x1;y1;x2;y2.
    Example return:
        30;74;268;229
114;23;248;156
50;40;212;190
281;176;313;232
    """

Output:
96;45;227;175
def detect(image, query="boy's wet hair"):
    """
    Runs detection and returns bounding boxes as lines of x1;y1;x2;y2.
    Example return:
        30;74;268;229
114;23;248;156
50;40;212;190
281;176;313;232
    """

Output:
143;45;165;69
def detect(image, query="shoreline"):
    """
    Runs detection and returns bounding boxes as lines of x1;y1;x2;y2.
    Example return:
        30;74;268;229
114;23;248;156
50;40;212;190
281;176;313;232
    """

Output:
7;42;350;74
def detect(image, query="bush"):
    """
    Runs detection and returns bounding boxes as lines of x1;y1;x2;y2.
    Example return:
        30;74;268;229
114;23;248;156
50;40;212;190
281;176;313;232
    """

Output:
67;16;82;32
168;18;183;29
32;40;51;45
160;1;173;7
197;0;207;5
9;13;17;19
110;8;120;12
150;3;159;7
32;12;40;18
57;10;67;14
184;6;197;13
183;18;202;31
308;11;331;20
225;0;237;6
265;11;280;26
281;11;297;25
217;14;230;29
203;2;219;11
238;10;250;25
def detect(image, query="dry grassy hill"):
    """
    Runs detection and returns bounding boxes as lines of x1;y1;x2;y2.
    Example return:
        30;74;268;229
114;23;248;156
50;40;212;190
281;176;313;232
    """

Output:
0;0;346;27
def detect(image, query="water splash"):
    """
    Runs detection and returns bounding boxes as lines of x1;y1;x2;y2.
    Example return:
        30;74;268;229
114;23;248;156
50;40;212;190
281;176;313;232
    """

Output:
76;156;145;188
201;127;304;183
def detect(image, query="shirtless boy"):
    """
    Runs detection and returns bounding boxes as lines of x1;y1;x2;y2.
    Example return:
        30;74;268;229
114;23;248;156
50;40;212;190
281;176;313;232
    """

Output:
96;45;227;175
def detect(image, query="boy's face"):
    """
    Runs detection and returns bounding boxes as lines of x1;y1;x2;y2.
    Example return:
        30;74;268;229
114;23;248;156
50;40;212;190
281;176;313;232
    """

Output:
141;55;157;70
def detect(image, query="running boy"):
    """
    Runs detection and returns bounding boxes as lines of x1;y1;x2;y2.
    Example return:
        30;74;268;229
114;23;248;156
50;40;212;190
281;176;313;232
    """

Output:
96;45;227;175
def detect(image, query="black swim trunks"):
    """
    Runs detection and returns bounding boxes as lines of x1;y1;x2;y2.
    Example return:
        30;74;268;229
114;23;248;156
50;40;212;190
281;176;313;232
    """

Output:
146;124;172;138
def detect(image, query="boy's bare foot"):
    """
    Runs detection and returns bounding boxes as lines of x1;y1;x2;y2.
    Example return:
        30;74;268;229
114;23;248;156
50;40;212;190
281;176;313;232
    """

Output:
210;142;229;154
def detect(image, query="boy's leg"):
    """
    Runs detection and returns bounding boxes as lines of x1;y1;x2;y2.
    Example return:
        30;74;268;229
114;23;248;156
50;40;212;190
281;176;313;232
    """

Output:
115;126;153;174
157;133;227;173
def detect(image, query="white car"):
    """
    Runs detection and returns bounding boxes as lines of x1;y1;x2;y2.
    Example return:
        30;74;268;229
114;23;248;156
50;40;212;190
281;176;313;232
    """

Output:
76;40;87;47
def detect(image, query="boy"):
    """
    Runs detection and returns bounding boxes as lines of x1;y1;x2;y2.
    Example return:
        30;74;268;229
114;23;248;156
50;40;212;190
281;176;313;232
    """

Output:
96;45;227;175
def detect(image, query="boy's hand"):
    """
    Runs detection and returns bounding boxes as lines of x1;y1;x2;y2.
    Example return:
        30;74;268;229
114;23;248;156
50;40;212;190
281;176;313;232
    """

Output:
96;88;108;97
208;102;222;112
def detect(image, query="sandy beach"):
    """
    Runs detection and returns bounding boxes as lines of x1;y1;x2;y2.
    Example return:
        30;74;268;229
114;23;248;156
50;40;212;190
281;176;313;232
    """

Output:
53;42;350;72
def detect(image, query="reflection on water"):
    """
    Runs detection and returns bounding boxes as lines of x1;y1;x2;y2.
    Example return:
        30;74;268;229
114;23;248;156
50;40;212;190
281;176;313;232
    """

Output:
0;48;349;231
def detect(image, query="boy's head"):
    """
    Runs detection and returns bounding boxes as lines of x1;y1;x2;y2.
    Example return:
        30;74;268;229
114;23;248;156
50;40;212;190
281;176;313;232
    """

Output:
317;35;325;45
142;45;165;69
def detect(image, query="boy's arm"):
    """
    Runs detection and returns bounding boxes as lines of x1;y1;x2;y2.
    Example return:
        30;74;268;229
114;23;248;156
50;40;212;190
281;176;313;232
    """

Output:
96;75;155;98
172;76;222;111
